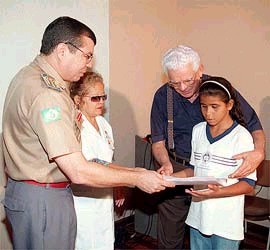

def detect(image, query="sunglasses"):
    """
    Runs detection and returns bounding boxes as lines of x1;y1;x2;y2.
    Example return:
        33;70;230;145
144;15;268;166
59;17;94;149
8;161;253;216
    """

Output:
83;94;107;102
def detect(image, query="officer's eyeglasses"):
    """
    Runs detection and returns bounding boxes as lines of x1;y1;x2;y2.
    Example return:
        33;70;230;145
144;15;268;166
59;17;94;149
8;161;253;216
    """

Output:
84;94;107;102
65;42;93;62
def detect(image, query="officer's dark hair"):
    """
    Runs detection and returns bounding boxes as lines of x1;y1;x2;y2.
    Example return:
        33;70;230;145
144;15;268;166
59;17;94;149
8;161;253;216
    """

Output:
199;76;246;128
40;16;96;55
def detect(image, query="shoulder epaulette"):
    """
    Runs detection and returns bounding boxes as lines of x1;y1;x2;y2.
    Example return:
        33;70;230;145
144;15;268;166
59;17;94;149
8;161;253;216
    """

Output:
41;73;62;92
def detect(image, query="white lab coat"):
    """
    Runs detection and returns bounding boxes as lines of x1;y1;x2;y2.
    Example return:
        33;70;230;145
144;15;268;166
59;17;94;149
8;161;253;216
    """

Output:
72;114;115;250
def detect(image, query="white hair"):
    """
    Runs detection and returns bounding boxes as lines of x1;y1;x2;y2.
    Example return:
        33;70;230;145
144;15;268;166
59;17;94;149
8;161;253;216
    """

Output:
162;45;200;73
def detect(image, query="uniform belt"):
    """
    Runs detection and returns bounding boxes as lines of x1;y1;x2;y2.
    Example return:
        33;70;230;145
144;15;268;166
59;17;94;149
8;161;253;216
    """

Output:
23;180;70;188
168;150;190;166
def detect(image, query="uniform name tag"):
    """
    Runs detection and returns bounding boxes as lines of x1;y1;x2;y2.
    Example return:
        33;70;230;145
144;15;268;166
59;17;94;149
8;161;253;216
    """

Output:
41;106;61;123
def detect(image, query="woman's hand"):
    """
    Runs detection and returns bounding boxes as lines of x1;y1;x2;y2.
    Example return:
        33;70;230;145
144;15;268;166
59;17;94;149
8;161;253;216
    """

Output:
114;187;125;207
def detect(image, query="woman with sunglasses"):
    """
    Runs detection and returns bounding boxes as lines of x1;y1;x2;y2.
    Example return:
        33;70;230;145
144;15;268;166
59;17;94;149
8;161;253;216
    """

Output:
70;71;124;250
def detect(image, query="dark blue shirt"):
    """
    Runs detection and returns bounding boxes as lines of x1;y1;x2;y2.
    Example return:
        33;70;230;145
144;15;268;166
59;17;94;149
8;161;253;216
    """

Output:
150;75;263;160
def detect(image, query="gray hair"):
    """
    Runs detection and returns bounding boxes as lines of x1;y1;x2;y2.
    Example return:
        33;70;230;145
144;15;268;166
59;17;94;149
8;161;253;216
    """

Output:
162;45;200;73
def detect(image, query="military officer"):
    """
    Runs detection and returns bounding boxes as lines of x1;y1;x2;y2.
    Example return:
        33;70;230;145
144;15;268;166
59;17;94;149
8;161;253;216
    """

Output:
2;16;174;250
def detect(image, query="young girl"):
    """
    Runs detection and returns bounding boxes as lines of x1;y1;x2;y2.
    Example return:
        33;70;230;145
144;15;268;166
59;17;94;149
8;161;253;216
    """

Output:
70;71;124;250
173;76;256;250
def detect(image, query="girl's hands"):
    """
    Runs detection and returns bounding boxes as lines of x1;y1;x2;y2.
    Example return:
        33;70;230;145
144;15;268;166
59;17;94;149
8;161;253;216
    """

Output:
185;184;222;198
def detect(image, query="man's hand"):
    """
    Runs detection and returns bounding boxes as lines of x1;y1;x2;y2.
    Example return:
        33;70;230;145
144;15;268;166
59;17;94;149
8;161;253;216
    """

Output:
152;140;173;175
157;163;173;175
136;170;175;194
229;149;264;178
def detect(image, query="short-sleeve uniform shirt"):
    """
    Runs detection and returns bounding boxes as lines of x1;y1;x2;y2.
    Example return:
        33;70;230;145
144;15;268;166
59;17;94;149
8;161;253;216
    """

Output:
2;55;81;182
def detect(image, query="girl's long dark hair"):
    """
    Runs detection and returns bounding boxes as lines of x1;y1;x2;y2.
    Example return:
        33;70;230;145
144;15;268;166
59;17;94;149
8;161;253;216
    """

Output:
199;76;246;128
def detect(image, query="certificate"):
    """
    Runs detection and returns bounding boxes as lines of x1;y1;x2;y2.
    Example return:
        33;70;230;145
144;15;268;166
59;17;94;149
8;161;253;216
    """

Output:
164;176;227;186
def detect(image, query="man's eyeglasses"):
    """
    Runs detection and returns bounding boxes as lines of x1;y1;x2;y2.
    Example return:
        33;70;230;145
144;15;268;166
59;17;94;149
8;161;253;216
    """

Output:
65;42;93;62
84;94;107;102
168;73;197;87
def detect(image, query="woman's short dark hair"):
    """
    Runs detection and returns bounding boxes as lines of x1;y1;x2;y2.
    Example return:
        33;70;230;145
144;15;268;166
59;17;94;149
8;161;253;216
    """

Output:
40;16;96;55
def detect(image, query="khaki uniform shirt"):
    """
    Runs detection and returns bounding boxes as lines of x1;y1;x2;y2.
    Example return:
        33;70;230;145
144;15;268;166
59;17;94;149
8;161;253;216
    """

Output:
2;55;80;182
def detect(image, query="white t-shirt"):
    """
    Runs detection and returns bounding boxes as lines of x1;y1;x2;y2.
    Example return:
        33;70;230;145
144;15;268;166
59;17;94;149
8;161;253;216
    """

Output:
185;121;256;240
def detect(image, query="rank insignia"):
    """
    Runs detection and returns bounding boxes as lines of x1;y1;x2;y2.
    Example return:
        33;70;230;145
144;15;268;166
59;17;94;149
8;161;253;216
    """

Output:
74;109;82;142
75;110;83;130
41;73;62;92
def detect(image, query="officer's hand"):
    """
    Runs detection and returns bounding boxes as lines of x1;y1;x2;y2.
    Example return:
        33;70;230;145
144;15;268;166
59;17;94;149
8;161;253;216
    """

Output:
136;170;175;194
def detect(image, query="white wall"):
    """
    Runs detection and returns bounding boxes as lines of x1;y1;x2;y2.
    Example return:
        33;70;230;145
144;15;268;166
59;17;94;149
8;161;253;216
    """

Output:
0;1;109;248
0;0;110;126
110;0;270;170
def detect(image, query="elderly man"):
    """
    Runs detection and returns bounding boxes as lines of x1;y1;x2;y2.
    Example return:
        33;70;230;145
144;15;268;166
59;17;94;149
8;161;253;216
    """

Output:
150;45;265;249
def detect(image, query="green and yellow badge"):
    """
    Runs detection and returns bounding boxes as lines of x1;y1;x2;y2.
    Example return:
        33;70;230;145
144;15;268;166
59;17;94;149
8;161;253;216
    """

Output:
41;106;61;123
